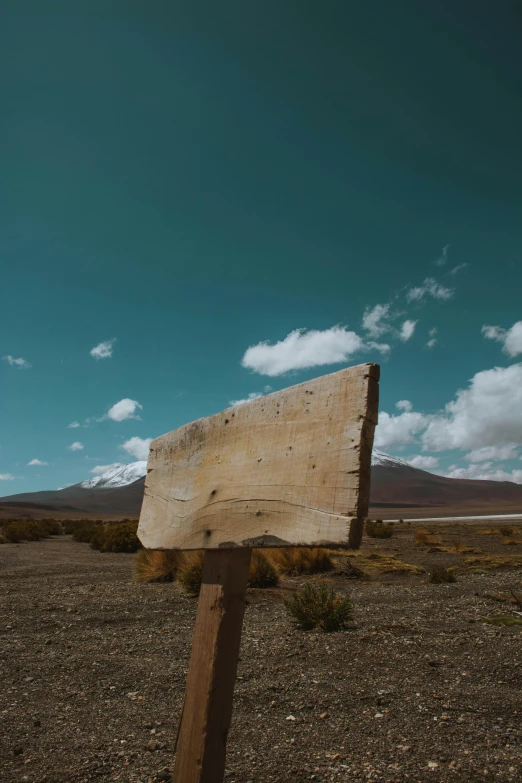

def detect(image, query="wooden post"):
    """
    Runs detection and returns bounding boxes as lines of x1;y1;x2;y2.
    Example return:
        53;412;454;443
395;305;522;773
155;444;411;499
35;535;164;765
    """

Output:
172;548;252;783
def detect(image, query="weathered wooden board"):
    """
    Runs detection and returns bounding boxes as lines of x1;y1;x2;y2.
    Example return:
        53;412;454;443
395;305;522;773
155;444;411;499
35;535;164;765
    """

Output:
138;362;379;550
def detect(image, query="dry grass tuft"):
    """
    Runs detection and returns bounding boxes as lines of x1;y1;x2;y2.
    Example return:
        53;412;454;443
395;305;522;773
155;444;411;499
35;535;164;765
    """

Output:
481;614;522;627
270;547;334;576
177;551;205;595
248;550;279;588
477;528;501;536
501;538;522;546
353;552;424;574
415;529;441;546
134;549;181;583
463;555;522;570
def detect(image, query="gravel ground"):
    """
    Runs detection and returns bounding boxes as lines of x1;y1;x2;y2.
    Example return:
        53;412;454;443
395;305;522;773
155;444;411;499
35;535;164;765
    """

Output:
1;534;522;783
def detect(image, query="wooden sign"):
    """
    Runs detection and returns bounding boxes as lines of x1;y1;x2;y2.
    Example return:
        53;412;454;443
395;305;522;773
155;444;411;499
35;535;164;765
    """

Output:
137;363;379;783
138;362;379;551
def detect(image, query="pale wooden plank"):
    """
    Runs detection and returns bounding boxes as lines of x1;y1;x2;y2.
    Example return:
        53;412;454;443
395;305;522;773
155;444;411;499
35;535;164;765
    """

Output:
138;362;379;550
172;548;252;783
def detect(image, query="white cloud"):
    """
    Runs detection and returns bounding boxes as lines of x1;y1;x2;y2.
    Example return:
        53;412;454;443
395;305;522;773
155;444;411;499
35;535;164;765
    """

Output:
425;327;438;349
121;436;152;461
67;421;81;429
406;455;439;469
465;445;519;463
0;473;16;480
68;441;84;451
229;392;263;407
90;339;116;360
107;398;142;422
3;355;31;369
450;263;468;275
396;400;413;412
90;463;122;475
482;320;522;358
422;363;522;452
362;304;391;338
399;319;417;342
445;462;522;484
374;410;430;448
406;277;454;303
434;244;449;267
241;326;366;376
28;459;48;466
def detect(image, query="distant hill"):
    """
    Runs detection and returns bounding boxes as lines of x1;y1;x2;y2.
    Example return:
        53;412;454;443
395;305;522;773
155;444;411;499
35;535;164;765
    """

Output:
1;453;522;520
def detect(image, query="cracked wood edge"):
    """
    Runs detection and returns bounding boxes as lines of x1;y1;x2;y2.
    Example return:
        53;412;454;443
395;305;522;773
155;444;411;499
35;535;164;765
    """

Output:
138;362;379;550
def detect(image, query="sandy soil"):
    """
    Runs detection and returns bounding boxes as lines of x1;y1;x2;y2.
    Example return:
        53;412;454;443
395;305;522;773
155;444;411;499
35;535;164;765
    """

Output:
1;530;522;783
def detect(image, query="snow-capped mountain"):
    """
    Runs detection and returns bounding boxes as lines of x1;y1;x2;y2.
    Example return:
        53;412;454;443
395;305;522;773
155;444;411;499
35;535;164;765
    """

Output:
371;450;411;468
81;462;147;489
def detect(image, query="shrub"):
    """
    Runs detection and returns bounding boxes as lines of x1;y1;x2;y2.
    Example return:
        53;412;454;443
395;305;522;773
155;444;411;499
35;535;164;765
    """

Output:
0;519;64;543
94;521;140;553
248;550;279;588
365;519;394;539
270;547;334;576
177;551;205;595
499;526;514;537
429;566;456;584
72;521;103;544
285;583;353;632
134;549;181;583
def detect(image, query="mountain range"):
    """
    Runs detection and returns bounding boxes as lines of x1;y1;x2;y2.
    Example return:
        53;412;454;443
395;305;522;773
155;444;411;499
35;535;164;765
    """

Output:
1;452;521;520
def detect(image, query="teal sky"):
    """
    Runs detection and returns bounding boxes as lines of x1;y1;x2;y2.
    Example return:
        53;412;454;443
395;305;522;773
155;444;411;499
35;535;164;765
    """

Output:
2;0;522;493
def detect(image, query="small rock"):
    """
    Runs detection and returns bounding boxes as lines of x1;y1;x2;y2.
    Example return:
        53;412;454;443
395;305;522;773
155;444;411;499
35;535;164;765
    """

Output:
286;715;296;721
156;770;171;782
319;712;329;719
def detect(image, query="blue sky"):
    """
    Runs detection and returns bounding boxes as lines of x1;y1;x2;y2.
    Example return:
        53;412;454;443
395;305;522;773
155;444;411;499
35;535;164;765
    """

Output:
2;1;522;493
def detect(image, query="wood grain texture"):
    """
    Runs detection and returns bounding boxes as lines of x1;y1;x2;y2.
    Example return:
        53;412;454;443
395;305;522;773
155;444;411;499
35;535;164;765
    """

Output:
138;362;379;550
172;548;251;783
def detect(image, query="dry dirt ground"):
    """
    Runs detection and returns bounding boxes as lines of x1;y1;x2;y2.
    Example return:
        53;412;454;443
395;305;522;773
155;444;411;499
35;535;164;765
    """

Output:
1;526;522;783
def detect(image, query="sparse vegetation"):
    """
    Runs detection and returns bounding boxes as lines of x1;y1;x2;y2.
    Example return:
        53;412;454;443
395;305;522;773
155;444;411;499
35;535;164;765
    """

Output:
429;566;457;584
134;549;181;582
270;547;334;575
365;519;394;538
285;583;353;631
248;550;279;588
499;526;514;537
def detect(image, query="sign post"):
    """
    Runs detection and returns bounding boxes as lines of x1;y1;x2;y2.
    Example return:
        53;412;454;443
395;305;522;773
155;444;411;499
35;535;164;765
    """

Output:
138;362;379;783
